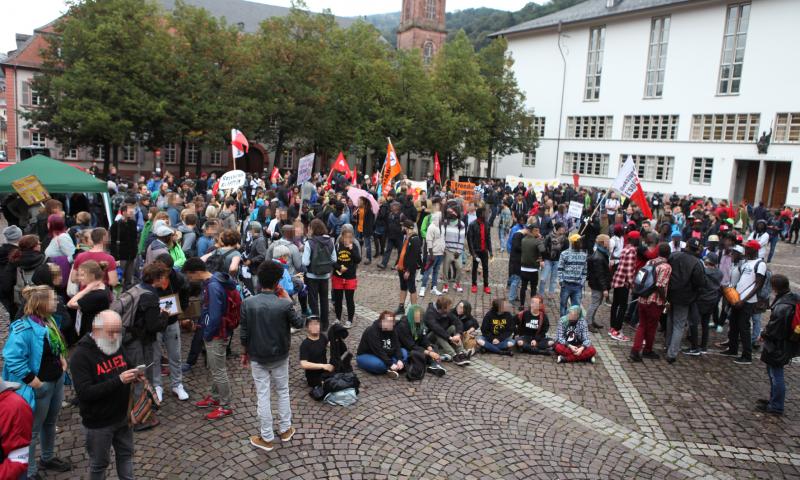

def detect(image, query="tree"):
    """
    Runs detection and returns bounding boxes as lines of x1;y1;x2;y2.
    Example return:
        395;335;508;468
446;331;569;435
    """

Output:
479;37;537;177
24;0;172;175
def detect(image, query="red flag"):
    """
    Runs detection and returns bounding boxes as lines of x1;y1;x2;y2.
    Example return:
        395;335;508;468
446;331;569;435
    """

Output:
572;173;580;188
351;165;358;184
371;171;379;187
433;152;441;184
270;167;281;183
613;156;653;220
211;179;220;196
231;129;249;158
326;151;351;188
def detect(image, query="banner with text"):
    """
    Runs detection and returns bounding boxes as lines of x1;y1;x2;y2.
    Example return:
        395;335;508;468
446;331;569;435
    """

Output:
296;153;315;185
504;175;561;193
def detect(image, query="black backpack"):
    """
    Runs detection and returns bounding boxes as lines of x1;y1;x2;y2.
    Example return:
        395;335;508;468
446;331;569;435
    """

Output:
405;350;427;381
206;249;236;274
632;263;657;297
309;237;334;276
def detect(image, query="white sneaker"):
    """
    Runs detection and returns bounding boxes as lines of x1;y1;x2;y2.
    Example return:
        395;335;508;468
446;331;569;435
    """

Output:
172;384;189;401
419;287;426;298
431;287;443;296
155;385;163;403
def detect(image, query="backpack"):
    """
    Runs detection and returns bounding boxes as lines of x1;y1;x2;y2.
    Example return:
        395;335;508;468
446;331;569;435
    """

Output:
790;303;800;343
632;263;657;297
323;388;358;407
111;284;148;341
206;249;236;275
545;234;564;261
754;260;772;303
14;258;45;305
405;350;427;381
309;237;334;276
221;283;242;336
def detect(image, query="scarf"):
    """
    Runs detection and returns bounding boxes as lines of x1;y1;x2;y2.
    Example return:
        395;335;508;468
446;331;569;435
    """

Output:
358;206;365;233
30;314;66;358
396;235;411;271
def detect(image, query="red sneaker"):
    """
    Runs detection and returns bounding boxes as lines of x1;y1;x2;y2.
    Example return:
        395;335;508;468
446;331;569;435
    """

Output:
442;283;449;293
471;285;478;293
195;395;220;409
484;286;491;294
206;406;233;420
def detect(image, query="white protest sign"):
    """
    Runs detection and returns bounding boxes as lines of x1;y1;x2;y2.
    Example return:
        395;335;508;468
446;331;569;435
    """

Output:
407;180;427;194
567;201;584;219
217;170;246;191
296;153;315;185
504;175;560;193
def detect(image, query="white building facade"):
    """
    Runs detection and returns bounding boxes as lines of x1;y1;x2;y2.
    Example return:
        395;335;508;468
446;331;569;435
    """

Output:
492;0;800;207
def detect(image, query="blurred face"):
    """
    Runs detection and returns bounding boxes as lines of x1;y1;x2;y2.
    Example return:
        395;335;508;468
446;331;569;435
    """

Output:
456;303;464;316
45;290;57;314
307;320;320;336
124;206;135;219
530;297;540;313
413;310;422;324
568;309;579;322
380;314;395;331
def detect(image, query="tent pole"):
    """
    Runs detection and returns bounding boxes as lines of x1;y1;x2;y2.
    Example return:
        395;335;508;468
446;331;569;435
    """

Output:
103;192;112;226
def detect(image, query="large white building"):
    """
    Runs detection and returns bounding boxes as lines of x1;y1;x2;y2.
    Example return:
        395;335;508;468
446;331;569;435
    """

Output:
492;0;800;207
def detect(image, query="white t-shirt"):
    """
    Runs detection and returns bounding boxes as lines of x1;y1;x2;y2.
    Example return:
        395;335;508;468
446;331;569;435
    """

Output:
605;198;620;215
747;231;769;259
735;258;767;303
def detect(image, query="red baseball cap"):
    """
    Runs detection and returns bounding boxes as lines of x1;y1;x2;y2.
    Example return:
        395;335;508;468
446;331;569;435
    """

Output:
627;230;641;240
744;240;761;251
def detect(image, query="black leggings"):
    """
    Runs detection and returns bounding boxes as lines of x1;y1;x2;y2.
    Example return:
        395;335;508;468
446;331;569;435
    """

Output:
471;250;489;286
610;286;629;331
519;270;538;305
332;289;355;323
306;277;330;328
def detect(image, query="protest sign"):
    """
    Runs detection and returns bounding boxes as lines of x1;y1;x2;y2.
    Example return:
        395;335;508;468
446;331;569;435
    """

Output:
296;153;314;185
12;175;50;205
504;175;560;193
217;170;246;191
567;201;584;220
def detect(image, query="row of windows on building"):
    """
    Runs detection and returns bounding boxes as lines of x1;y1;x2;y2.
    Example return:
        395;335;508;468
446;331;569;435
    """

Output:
561;152;714;185
525;112;800;143
584;2;750;101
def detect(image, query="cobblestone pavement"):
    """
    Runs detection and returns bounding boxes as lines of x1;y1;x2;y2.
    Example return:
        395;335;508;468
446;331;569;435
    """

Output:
2;240;800;479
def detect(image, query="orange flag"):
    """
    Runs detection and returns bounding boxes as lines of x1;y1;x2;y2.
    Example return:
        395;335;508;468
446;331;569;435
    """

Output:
380;139;401;196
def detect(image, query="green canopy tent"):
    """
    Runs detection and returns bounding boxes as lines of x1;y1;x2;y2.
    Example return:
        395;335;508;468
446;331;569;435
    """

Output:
0;154;112;224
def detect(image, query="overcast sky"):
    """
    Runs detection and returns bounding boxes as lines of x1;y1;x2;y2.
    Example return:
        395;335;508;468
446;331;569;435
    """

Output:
2;0;536;53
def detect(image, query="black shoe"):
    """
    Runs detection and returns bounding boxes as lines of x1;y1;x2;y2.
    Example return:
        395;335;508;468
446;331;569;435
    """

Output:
733;356;752;365
718;349;738;357
40;457;72;473
755;403;783;415
376;263;386;270
629;352;643;362
642;351;660;360
426;363;446;377
363;260;371;266
756;398;769;406
453;353;471;366
752;343;761;352
666;357;676;364
501;350;513;357
395;305;405;315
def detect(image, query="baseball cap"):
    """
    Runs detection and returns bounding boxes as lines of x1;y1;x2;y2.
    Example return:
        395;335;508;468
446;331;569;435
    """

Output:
686;238;702;250
744;239;761;251
704;252;719;264
154;224;174;237
627;230;641;240
732;245;745;255
708;235;720;242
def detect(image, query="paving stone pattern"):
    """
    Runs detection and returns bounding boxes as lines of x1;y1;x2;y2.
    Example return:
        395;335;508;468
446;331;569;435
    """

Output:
2;241;800;479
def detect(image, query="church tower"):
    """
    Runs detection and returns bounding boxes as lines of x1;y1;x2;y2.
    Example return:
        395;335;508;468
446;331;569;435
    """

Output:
396;0;447;65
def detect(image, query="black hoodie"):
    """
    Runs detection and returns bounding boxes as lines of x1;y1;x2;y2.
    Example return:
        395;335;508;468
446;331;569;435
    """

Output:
424;302;462;340
357;319;403;366
69;334;131;429
480;309;515;342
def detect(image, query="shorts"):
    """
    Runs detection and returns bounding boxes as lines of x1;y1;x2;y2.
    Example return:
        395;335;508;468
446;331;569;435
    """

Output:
398;269;417;293
331;275;358;290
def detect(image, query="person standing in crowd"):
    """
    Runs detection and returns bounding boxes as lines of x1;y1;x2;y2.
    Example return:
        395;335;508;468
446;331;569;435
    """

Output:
377;202;404;269
242;261;304;452
665;238;706;364
507;218;529;308
356;310;406;378
518;223;545;307
555;305;597;364
720;240;767;365
395;220;422;314
539;222;567;301
630;243;671;362
441;208;466;294
109;201;138;289
0;378;33;479
557;234;588;317
586;234;611;332
687;252;723;355
151;254;190;402
332;227;361;328
73;228;119;289
757;274;798;415
420;210;445;298
219;198;239;232
302;219;336;330
497;202;512;253
183;257;238;420
0;225;23;314
2;286;72;478
467;206;492;294
609;231;639;341
748;220;770;260
67;260;110;340
70;310;139;480
352;197;375;265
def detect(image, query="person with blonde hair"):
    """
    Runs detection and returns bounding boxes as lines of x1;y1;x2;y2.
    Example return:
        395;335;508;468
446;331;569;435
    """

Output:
2;285;73;477
67;260;110;339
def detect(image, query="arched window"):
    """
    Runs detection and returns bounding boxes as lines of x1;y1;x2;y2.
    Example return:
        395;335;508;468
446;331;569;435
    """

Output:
426;0;437;20
423;41;434;65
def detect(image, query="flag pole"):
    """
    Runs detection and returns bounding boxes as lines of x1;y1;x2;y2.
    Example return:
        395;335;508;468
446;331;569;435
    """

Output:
579;190;609;236
232;142;236;171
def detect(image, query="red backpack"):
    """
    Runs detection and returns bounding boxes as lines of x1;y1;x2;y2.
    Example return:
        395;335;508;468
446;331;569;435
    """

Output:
790;302;800;343
221;285;242;337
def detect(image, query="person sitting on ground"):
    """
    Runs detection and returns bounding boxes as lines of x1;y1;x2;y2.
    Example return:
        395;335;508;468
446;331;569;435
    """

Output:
299;316;333;393
477;298;516;356
395;304;447;377
356;310;406;378
516;295;554;354
555;305;597;364
423;296;471;365
450;300;479;353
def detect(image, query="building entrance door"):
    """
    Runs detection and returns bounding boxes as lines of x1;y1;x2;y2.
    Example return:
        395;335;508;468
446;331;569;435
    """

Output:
733;159;790;208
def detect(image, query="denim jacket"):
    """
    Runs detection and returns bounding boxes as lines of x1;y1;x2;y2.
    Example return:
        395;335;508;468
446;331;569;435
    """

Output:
2;316;48;408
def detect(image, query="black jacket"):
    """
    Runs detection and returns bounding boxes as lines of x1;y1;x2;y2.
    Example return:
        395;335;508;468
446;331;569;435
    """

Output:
353;206;375;237
357;318;403;366
399;234;422;272
69;334;131;428
587;248;612;291
667;252;706;305
385;211;404;240
109;218;138;261
761;292;800;367
466;219;492;255
394;318;429;353
156;269;190;324
131;284;167;342
374;203;389;233
424;302;461;340
480;310;515;342
0;243;20;304
240;291;304;364
508;229;524;275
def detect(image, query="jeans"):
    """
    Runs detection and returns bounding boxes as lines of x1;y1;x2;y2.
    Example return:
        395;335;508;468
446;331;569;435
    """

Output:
205;338;231;405
381;237;403;267
332;288;355;323
539;260;558;295
478;336;514;354
752;312;762;345
559;282;583;317
632;302;662;354
306;277;330;329
123;338;155;399
690;308;712;350
427;325;466;357
85;419;134;480
508;274;521;303
586;289;604;326
152;322;182;389
666;303;691;360
610;286;629;331
498;227;509;251
727;302;754;359
519;270;538;306
186;327;205;366
471;250;489;287
421;255;443;290
768;235;779;262
442;250;463;285
250;359;291;442
356;349;409;374
767;364;785;413
29;373;65;477
356;232;372;261
119;259;136;290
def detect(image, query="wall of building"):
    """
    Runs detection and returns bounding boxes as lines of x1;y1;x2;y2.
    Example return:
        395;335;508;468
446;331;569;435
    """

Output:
496;0;800;205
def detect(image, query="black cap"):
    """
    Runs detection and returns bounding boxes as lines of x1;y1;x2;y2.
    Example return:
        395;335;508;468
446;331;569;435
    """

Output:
686;238;702;251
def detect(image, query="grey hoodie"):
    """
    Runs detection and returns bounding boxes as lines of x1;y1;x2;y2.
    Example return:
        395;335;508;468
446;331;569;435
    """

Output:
265;238;303;275
178;224;197;255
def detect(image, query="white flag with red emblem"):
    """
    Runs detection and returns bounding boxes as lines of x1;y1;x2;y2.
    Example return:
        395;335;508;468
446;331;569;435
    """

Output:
613;156;653;219
231;129;249;159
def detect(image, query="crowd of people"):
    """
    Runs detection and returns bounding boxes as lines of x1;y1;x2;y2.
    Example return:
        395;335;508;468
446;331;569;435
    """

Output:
0;165;798;478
